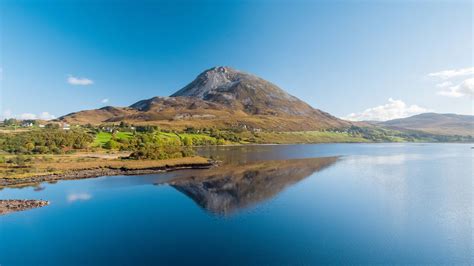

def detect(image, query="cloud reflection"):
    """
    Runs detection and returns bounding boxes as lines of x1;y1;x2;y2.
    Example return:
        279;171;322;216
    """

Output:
67;192;92;202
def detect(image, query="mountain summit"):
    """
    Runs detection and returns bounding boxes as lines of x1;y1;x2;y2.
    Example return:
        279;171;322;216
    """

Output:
171;66;313;116
172;67;244;98
59;66;350;130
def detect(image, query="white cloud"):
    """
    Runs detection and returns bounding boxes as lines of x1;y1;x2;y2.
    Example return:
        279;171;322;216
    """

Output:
101;98;109;104
0;67;3;81
437;78;474;98
67;75;93;85
67;192;92;202
436;81;453;88
19;113;38;120
428;67;474;80
38;112;56;120
342;98;432;121
1;110;56;120
428;67;474;98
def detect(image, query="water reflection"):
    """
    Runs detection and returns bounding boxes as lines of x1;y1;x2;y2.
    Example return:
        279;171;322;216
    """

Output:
33;186;46;192
1;144;471;264
67;192;93;202
163;156;339;215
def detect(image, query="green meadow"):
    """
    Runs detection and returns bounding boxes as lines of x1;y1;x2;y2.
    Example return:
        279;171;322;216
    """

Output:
93;131;133;147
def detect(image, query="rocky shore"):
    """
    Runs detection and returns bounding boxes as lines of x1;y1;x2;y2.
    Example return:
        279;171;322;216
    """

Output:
0;162;215;188
0;200;50;215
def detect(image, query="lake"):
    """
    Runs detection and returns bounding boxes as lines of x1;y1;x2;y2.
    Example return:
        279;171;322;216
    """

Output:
0;143;472;265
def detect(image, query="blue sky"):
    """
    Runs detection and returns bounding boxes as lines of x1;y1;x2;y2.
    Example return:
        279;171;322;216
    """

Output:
0;0;472;121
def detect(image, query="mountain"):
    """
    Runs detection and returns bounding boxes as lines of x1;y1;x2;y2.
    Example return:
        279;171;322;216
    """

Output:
171;66;315;116
59;66;351;131
375;113;474;136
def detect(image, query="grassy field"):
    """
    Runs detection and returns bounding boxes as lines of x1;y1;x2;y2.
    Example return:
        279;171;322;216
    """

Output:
252;131;369;144
95;131;217;140
156;131;180;140
92;130;370;147
94;130;225;146
179;133;224;145
93;131;133;147
155;132;222;144
0;128;32;134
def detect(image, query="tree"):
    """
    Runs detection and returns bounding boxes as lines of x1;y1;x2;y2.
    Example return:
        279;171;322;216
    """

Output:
0;129;93;154
45;123;60;129
104;140;118;150
25;142;35;152
3;118;19;126
182;136;193;146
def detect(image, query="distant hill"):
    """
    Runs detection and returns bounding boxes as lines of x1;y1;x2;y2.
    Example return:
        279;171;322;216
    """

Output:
374;113;474;136
59;66;351;131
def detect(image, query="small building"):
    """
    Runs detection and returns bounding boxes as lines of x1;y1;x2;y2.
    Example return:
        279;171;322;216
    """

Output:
21;122;34;127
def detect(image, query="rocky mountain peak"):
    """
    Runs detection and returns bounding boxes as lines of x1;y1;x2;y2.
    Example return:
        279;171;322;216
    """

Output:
170;66;313;115
170;66;246;98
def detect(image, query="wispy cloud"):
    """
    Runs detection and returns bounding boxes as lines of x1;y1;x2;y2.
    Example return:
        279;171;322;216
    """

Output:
428;67;474;80
342;98;431;121
1;110;56;120
20;112;56;120
436;81;453;88
101;98;109;104
437;78;474;98
67;75;94;86
19;112;56;120
19;113;38;120
428;67;474;98
67;192;92;202
38;112;56;120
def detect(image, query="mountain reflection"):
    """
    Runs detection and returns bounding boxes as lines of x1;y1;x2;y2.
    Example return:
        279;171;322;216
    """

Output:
165;157;339;215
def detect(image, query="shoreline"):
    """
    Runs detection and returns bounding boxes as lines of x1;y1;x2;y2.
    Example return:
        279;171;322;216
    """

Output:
0;161;215;188
198;141;474;149
0;200;50;215
1;143;471;188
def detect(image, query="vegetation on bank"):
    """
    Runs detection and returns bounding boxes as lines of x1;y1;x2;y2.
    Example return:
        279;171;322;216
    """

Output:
0;123;235;178
344;125;474;143
0;123;472;157
0;154;210;180
0;120;472;179
0;129;93;154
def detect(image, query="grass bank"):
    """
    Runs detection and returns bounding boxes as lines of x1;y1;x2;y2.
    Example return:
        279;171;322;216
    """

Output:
0;152;211;182
250;131;369;144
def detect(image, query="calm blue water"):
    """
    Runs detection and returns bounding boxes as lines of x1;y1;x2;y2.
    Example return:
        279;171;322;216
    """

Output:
0;143;472;265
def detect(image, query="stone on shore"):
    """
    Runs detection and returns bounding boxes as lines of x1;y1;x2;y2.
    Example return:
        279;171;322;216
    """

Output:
0;200;50;215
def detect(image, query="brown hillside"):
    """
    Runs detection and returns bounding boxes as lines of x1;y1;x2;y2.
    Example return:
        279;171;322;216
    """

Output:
58;67;351;131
